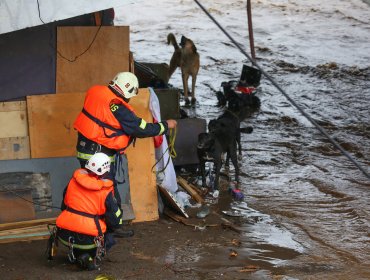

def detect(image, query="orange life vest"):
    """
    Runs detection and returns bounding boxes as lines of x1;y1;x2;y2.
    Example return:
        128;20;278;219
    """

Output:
74;85;135;153
56;169;114;237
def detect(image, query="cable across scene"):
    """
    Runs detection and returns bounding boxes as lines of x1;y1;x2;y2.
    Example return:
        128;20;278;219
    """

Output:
2;186;61;210
36;0;102;63
193;0;369;180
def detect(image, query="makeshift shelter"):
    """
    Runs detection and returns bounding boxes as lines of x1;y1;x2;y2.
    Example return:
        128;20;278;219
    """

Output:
0;1;170;243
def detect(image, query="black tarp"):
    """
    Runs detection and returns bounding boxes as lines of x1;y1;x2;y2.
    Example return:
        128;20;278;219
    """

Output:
0;9;114;102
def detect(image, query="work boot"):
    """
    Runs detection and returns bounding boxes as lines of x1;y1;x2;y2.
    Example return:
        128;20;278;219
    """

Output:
113;228;135;238
77;253;99;271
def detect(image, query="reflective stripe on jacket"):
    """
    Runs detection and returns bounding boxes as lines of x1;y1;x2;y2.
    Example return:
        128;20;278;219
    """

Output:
74;85;135;152
56;169;114;237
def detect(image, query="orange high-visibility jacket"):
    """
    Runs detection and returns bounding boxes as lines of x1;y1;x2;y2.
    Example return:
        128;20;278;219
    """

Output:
74;85;135;152
56;169;114;236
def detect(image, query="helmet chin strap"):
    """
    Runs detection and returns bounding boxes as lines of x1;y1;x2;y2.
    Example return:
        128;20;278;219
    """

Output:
108;85;130;103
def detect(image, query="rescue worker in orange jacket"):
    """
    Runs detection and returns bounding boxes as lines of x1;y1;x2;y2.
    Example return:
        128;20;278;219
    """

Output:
56;153;122;270
73;72;177;206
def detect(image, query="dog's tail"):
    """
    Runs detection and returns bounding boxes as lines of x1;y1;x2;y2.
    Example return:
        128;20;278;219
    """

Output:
167;33;179;50
240;127;253;134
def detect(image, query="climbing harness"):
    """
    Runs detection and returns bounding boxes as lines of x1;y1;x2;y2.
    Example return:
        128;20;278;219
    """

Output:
47;207;106;265
46;225;58;260
94;235;106;263
67;236;76;263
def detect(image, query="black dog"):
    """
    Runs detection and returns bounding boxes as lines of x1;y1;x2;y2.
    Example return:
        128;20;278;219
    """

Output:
197;130;238;190
197;115;253;190
209;109;253;160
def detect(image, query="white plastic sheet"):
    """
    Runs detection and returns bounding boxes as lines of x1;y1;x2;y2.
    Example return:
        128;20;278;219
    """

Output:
148;87;178;193
0;0;126;35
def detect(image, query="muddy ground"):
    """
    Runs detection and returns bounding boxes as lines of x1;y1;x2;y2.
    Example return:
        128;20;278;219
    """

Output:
0;186;279;280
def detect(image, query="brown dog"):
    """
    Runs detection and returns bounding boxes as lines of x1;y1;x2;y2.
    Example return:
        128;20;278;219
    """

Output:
167;33;200;105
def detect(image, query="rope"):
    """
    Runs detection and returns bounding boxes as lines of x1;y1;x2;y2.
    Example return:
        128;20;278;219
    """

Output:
1;185;61;210
151;127;177;174
193;0;370;180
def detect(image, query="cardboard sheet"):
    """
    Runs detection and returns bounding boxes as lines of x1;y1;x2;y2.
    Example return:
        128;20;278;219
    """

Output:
0;101;28;138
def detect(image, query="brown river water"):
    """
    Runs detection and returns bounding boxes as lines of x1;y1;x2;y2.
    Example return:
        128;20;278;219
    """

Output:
116;0;370;279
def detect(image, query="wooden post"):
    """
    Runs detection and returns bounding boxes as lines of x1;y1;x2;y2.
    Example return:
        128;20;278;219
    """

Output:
247;0;256;62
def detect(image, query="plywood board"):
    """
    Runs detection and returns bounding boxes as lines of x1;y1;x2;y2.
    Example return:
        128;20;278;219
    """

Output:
0;101;28;138
126;88;158;222
56;26;130;93
26;92;85;158
0;136;30;160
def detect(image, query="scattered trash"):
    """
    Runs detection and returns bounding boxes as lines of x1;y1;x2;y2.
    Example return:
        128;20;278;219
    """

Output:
238;265;259;273
211;190;219;198
229;249;238;258
189;202;202;208
222;210;243;217
231;189;244;200
231;239;241;247
158;185;189;218
204;197;218;205
174;191;191;208
228;184;244;200
194;225;207;231
95;274;116;280
196;205;210;218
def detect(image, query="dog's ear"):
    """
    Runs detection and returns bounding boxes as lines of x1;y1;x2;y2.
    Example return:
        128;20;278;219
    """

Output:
180;35;186;47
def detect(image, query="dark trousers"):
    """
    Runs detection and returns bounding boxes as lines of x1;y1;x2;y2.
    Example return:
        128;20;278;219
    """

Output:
57;228;116;259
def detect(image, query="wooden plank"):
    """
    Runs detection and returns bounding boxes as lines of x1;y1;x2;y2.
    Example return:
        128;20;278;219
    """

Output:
26;92;85;158
0;189;35;223
0;225;49;237
0;232;50;244
56;26;130;93
0;136;30;160
0;101;28;138
126;88;158;223
0;101;26;112
0;217;56;231
177;176;205;204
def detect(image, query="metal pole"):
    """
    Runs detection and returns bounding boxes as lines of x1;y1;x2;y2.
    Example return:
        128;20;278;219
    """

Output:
247;0;256;61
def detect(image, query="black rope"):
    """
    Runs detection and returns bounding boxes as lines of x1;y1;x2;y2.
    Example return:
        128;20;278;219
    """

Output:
36;0;102;63
194;0;369;180
36;0;46;24
56;25;102;63
1;186;61;210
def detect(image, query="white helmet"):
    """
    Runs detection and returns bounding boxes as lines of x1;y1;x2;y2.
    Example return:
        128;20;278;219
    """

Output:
85;152;111;176
109;72;139;99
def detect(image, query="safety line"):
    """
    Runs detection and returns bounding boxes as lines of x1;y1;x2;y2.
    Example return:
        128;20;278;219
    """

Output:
193;0;369;179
